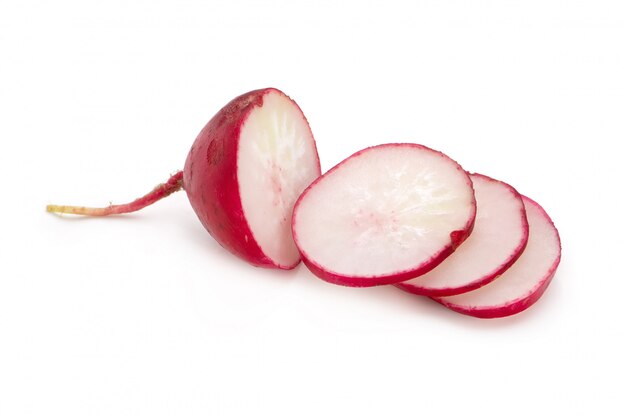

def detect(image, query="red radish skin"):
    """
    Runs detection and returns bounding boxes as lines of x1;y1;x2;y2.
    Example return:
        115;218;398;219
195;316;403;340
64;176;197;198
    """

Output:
47;88;321;270
434;196;561;318
292;144;476;287
396;173;529;297
184;91;271;267
184;94;264;266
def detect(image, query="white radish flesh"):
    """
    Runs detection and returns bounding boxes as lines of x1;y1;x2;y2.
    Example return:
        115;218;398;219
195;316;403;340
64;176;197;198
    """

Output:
435;196;561;318
238;91;320;268
292;143;476;287
397;174;529;296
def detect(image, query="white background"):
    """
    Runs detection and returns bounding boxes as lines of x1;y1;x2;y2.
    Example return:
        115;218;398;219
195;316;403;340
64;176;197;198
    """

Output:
1;1;625;416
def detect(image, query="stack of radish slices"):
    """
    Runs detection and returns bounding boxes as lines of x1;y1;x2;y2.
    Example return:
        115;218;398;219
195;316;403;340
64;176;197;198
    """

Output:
292;144;561;319
47;88;561;320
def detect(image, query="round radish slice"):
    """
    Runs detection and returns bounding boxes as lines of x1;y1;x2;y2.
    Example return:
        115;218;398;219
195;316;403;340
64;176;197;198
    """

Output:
396;174;529;296
292;144;476;287
435;196;561;318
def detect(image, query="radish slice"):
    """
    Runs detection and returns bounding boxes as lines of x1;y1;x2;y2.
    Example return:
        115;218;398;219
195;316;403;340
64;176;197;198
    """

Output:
292;144;476;287
435;196;561;318
396;174;529;296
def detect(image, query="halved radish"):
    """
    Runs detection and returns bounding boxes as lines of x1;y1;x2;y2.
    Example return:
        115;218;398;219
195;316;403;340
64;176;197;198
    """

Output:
396;173;529;296
434;196;561;318
292;144;476;287
47;88;321;269
184;88;321;269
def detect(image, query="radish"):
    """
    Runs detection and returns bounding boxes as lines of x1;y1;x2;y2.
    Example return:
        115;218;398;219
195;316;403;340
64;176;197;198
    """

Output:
292;144;476;287
47;88;321;269
434;196;561;318
396;173;529;297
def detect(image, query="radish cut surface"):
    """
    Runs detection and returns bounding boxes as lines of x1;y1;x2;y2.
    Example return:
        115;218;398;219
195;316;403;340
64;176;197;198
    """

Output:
238;90;321;268
292;144;476;287
397;174;529;296
435;196;561;318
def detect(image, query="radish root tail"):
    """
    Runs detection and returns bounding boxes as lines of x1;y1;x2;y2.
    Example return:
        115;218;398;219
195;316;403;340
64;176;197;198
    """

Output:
46;171;184;216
